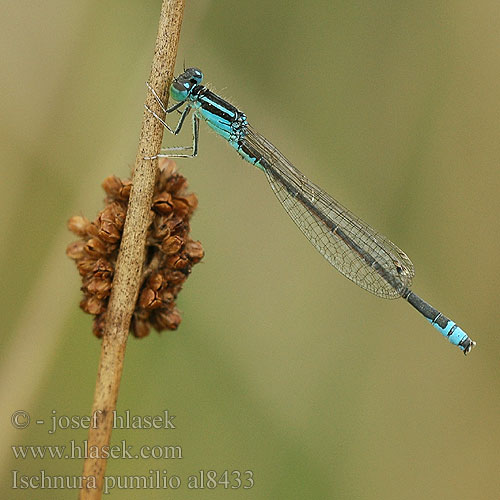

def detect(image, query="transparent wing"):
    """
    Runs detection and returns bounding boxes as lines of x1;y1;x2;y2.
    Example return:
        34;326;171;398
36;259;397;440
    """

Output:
245;126;414;299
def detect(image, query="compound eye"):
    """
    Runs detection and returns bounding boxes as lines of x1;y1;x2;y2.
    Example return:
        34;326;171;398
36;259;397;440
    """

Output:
170;79;190;102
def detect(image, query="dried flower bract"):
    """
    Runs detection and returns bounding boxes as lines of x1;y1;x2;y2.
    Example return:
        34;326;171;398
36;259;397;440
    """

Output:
67;159;203;338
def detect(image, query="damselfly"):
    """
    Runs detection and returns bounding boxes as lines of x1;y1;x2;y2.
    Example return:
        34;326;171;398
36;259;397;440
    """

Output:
145;68;475;355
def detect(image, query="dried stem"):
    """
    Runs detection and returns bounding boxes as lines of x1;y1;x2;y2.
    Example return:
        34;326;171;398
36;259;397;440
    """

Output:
79;1;185;498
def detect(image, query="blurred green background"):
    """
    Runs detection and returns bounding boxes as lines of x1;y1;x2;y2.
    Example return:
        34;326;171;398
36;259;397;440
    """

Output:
1;1;499;498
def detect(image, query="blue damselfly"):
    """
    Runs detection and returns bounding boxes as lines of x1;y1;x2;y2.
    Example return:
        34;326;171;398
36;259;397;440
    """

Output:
145;68;475;355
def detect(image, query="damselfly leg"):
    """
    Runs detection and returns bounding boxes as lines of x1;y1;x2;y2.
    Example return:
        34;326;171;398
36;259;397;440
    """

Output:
144;82;199;159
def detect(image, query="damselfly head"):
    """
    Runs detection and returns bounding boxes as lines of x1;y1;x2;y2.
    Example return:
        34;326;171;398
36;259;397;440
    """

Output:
170;68;203;102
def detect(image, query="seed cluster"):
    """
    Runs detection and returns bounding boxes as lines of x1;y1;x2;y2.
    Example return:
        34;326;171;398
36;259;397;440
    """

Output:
66;159;203;338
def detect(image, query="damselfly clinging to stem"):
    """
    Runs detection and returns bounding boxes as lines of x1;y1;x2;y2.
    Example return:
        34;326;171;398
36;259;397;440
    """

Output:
145;67;476;355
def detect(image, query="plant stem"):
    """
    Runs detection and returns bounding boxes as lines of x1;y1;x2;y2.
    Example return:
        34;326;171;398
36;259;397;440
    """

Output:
79;1;185;498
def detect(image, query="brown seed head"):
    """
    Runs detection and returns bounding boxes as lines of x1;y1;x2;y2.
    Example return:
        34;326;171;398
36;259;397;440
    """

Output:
67;158;203;339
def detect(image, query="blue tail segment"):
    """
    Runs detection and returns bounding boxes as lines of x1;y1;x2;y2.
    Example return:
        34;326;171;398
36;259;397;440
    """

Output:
426;318;472;352
403;289;476;355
